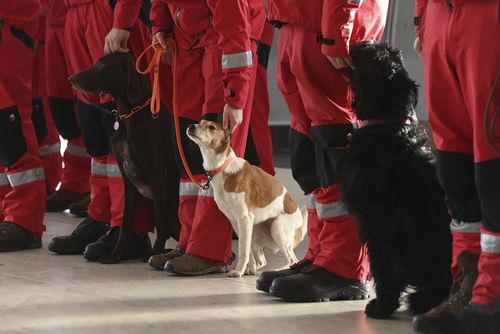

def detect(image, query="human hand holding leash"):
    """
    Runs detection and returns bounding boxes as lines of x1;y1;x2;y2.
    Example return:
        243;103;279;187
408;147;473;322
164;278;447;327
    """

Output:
327;56;355;70
153;32;173;64
104;28;130;54
223;104;243;133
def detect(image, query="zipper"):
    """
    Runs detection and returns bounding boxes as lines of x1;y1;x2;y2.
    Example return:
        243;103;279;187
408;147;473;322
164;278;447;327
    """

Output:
447;0;453;12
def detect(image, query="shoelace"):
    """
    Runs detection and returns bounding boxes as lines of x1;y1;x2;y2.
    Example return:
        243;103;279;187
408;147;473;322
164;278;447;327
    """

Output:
290;258;311;271
302;265;327;275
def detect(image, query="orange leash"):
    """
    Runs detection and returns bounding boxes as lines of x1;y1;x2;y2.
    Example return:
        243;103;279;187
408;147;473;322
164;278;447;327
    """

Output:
135;41;209;190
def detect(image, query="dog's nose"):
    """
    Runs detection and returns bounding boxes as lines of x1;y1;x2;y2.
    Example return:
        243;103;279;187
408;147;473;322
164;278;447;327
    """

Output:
188;124;196;131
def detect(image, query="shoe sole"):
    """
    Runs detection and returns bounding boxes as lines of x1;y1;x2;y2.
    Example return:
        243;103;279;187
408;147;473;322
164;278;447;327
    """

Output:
68;207;88;218
148;258;167;270
269;284;370;302
0;239;42;252
165;263;230;276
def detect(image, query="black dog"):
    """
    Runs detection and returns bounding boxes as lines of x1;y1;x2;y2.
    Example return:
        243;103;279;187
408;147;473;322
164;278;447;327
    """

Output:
339;41;453;318
69;52;180;264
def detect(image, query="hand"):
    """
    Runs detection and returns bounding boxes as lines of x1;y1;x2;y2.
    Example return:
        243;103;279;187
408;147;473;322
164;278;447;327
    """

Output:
414;37;423;58
327;56;354;70
104;28;130;54
153;32;173;64
222;104;243;133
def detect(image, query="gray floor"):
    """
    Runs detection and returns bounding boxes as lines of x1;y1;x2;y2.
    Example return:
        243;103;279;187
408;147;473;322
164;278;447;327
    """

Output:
0;168;415;334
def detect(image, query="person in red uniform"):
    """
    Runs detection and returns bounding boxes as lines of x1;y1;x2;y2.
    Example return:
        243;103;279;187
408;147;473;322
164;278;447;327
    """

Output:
0;0;46;251
48;0;153;261
42;0;91;214
245;21;276;176
32;7;63;196
147;0;263;275
411;0;500;332
257;0;389;301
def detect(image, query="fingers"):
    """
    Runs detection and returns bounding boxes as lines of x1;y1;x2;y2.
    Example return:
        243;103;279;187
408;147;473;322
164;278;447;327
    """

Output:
413;37;423;58
154;32;168;49
327;56;355;69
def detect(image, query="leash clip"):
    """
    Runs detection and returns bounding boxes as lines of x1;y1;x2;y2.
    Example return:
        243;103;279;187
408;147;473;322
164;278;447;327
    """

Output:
202;173;214;190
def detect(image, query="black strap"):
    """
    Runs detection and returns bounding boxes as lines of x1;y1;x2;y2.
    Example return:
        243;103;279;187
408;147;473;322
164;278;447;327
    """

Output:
256;41;271;69
9;26;35;51
316;35;335;46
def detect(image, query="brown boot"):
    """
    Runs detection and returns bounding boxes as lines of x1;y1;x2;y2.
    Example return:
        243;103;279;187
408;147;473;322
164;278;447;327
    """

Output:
413;251;480;333
148;248;184;270
68;193;90;218
46;189;89;212
165;253;231;276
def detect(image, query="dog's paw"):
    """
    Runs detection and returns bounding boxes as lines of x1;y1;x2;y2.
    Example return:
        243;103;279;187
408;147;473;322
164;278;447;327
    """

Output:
227;269;244;278
99;253;122;264
244;267;256;276
365;299;395;319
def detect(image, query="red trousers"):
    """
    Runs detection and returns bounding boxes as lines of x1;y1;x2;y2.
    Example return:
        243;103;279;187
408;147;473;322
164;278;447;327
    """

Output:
276;25;370;281
33;16;63;193
0;17;46;236
421;0;500;305
45;13;90;194
174;44;258;264
248;22;275;176
64;1;151;233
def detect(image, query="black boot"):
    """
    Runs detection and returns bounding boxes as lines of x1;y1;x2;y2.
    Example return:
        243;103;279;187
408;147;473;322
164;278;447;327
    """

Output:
83;227;151;262
48;217;109;255
68;193;90;218
0;222;42;251
269;265;370;302
46;189;89;212
256;259;313;293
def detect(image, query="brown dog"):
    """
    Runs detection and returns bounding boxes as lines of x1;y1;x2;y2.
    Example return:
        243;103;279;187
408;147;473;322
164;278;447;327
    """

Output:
69;52;180;263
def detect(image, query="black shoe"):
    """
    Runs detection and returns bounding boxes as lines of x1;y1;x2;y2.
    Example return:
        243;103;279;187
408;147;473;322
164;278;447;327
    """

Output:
46;189;89;212
83;227;151;262
68;194;90;218
269;265;370;302
256;259;313;293
48;217;109;255
0;222;42;251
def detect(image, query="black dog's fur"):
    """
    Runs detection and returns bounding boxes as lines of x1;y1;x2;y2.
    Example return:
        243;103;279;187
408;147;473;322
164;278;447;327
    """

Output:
340;42;453;318
69;53;180;263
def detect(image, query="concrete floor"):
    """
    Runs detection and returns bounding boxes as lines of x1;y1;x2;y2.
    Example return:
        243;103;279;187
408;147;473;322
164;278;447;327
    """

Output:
0;168;415;334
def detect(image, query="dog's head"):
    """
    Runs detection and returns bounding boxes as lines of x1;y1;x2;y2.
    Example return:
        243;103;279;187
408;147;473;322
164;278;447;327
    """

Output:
69;52;149;104
186;120;231;155
349;41;418;121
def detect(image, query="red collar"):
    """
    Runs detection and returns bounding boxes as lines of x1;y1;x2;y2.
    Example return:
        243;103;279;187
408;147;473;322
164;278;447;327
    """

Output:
206;156;234;178
357;117;410;128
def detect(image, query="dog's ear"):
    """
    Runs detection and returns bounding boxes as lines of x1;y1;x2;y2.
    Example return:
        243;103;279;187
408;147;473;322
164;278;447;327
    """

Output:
216;112;224;124
127;64;145;104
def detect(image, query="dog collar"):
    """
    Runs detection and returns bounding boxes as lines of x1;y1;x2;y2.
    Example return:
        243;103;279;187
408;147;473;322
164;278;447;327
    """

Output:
202;156;234;190
357;117;410;128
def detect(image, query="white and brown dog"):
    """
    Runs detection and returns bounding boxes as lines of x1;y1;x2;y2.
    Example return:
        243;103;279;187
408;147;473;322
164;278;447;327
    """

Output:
187;120;308;277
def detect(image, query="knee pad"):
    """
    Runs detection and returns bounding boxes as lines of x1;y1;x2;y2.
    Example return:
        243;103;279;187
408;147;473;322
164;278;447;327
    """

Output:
311;124;354;188
48;97;81;139
435;150;482;222
290;128;320;193
0;106;28;167
31;98;48;142
475;158;500;232
256;41;271;70
76;100;109;157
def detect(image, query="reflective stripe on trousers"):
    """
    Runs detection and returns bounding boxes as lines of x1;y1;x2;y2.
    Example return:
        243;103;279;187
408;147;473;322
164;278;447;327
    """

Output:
66;143;89;157
39;142;61;156
450;219;482;233
6;167;45;187
91;159;121;177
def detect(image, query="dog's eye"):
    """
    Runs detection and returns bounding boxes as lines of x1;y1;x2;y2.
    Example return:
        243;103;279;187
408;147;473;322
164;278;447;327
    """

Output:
208;125;216;131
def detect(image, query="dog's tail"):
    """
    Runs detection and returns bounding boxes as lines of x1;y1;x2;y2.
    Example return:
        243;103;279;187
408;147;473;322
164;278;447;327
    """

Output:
294;206;308;248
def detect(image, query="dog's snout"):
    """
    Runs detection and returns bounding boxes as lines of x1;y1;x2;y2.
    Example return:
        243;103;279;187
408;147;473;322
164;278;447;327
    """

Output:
188;124;196;130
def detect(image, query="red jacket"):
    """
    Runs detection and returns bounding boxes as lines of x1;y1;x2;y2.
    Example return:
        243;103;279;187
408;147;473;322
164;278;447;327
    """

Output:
41;0;67;27
0;0;40;38
151;0;262;109
267;0;389;57
65;0;141;30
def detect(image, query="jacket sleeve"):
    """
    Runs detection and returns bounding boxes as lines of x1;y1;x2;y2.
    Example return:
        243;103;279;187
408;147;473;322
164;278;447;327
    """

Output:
150;0;173;35
206;0;253;109
414;0;429;35
321;0;363;57
113;0;141;30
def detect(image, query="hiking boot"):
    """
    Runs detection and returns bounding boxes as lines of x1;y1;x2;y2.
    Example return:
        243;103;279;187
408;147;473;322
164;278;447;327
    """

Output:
46;189;89;212
269;265;370;302
256;258;313;293
83;227;152;262
165;253;232;276
148;248;184;270
48;217;109;255
0;222;42;251
413;251;480;333
68;194;90;218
